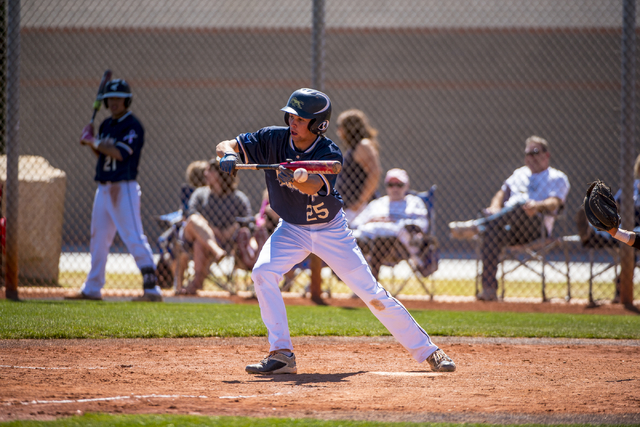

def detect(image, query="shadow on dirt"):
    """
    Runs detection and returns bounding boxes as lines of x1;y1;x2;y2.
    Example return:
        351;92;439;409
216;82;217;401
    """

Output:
248;371;366;384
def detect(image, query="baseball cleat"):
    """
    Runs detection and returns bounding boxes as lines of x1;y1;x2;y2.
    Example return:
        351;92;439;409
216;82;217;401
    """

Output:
246;351;297;375
131;292;163;302
64;292;102;301
426;348;456;372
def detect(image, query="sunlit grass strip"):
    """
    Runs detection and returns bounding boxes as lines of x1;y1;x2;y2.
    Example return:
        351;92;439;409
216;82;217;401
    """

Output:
0;412;571;427
1;300;639;340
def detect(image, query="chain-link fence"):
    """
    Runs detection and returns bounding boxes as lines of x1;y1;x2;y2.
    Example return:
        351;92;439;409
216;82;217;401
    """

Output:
2;0;639;303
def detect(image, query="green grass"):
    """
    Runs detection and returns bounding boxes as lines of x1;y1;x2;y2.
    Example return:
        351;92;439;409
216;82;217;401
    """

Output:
1;299;639;340
0;413;617;427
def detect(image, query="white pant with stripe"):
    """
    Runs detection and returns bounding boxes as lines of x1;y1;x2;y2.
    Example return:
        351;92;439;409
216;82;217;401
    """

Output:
81;181;160;298
251;210;439;363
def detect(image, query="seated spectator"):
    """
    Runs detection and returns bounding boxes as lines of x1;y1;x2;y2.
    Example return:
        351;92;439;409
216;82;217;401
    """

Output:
177;159;264;295
162;160;209;290
448;135;570;301
183;160;208;206
351;168;428;280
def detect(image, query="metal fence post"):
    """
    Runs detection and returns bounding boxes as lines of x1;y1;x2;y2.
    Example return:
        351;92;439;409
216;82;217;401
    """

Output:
619;0;636;306
311;0;325;91
4;0;20;300
0;0;6;154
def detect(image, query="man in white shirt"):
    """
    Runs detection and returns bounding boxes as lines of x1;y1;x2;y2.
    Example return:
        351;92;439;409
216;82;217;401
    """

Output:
449;136;570;301
352;168;428;280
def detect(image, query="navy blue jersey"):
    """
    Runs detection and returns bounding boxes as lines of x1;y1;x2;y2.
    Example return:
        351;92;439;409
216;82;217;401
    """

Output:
95;111;144;182
237;126;343;225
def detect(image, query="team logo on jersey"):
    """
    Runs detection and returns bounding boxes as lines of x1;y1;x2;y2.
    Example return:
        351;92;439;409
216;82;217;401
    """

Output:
290;97;304;109
123;130;137;145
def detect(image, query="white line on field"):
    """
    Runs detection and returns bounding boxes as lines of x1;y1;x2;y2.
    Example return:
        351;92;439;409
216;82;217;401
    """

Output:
18;394;208;405
0;365;108;370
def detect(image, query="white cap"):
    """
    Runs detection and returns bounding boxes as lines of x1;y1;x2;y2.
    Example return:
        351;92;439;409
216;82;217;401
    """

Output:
384;168;409;186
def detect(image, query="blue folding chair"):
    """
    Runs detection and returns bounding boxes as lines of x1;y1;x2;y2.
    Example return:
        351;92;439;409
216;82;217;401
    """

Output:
376;184;439;297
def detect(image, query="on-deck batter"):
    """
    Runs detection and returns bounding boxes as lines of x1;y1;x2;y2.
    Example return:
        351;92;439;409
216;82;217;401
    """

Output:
67;78;162;302
216;88;456;375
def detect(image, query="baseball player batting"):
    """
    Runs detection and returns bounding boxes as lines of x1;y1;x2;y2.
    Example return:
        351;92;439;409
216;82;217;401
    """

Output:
67;78;162;302
216;88;456;374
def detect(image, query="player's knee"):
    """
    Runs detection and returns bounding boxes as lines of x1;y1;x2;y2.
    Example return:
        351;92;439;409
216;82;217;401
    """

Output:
251;263;277;287
251;263;266;283
185;213;209;233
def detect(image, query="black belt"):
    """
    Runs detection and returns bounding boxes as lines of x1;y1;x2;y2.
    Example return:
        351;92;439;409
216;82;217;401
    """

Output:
98;180;133;185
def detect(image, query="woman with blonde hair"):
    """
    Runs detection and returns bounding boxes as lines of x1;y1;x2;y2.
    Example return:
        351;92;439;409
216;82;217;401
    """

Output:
335;109;382;223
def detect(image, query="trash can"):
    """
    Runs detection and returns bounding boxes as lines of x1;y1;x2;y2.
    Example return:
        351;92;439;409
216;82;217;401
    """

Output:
0;155;67;284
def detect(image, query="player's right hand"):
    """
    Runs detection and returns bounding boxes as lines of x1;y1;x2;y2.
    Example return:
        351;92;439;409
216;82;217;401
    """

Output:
220;152;238;174
277;165;295;185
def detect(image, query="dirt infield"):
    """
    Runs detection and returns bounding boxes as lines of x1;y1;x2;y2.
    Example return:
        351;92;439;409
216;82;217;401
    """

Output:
1;293;640;424
0;336;639;424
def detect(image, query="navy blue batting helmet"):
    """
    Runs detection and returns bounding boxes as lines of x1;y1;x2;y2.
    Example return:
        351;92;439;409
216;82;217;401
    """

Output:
102;79;132;108
281;88;332;135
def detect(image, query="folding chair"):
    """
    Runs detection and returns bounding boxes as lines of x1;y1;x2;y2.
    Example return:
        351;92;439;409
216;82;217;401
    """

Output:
561;229;621;306
369;185;439;297
475;209;570;302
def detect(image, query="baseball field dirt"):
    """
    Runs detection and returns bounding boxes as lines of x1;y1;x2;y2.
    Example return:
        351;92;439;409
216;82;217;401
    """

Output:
1;294;639;424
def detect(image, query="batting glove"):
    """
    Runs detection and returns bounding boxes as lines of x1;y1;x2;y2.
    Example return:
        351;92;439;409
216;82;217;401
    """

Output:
277;165;295;185
219;152;238;175
80;124;100;148
81;124;94;138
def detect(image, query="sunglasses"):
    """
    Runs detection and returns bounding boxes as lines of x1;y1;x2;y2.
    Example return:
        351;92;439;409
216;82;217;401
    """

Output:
386;182;405;188
524;147;545;156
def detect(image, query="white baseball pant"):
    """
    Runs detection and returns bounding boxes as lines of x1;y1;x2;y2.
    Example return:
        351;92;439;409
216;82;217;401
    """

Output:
81;181;160;298
251;210;439;363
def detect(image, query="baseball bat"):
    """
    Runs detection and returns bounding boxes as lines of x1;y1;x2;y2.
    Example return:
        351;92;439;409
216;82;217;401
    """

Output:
90;69;112;123
235;160;342;174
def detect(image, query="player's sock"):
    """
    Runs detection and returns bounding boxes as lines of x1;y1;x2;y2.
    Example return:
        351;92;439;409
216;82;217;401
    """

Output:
141;266;158;289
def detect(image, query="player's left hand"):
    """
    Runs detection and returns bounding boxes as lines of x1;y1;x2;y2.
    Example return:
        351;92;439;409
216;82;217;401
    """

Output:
219;153;239;175
277;165;295;185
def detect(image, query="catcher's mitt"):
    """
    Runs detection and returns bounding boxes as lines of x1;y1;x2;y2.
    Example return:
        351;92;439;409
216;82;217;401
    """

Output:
583;180;620;231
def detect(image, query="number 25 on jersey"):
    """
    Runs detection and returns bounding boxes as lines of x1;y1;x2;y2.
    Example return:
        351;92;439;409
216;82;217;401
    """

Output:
307;202;329;222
